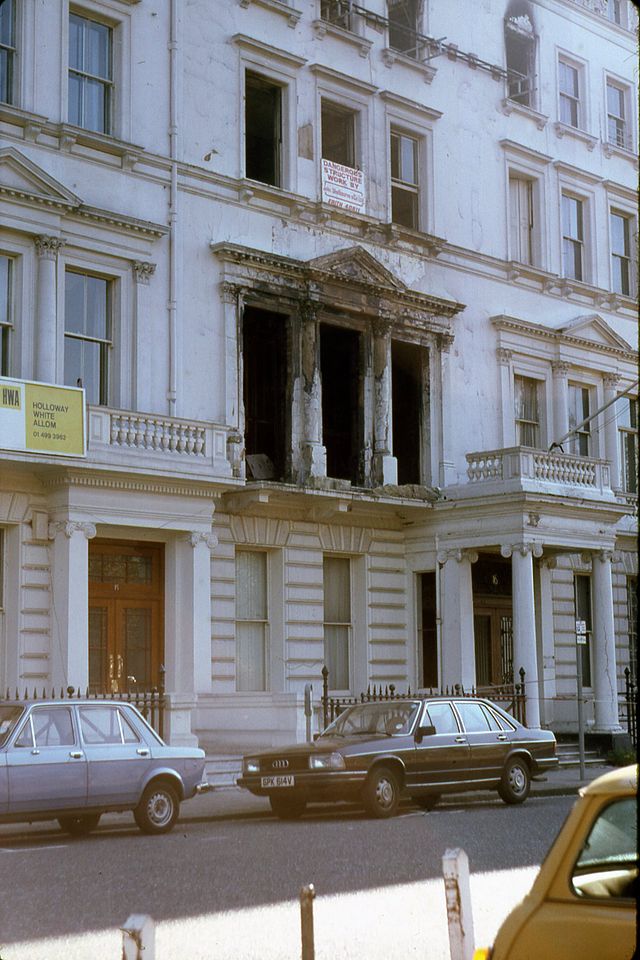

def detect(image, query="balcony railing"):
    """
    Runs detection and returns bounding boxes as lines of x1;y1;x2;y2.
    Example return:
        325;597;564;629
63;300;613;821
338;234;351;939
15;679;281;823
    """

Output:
88;407;233;479
466;446;612;494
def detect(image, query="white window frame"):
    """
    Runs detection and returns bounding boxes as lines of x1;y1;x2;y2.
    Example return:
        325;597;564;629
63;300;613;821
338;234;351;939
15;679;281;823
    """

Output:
603;71;635;156
609;208;634;297
501;142;551;271
0;253;13;377
556;51;589;134
63;267;113;406
561;192;585;283
63;2;133;142
235;37;303;193
556;170;596;285
618;396;638;494
323;554;353;693
567;381;596;457
382;93;439;235
0;0;16;107
235;548;270;692
514;373;544;448
0;236;28;382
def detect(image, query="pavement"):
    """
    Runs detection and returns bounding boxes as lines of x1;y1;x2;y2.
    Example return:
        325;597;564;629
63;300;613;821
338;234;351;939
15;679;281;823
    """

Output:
177;761;619;824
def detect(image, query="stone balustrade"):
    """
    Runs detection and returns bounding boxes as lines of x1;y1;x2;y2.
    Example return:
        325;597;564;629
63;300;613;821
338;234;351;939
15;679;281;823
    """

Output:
466;446;612;493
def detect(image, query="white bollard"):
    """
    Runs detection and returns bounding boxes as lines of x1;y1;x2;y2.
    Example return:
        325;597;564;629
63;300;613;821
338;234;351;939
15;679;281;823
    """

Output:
442;848;475;960
121;914;155;960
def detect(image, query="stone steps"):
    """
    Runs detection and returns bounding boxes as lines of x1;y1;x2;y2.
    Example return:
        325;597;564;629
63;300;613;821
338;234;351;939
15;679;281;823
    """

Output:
556;741;605;767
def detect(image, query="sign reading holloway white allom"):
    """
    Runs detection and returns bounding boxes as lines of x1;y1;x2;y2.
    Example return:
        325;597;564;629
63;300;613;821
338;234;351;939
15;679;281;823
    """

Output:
0;377;86;457
321;159;365;213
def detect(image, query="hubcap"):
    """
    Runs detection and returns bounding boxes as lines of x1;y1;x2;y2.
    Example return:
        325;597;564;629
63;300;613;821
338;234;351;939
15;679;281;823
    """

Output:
510;766;526;793
148;791;173;826
376;777;395;809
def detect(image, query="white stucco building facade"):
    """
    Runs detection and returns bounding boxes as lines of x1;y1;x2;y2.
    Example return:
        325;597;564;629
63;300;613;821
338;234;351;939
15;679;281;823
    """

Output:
0;0;637;753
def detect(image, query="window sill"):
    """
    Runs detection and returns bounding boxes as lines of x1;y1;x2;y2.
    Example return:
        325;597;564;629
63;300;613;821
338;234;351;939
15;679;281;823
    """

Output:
553;121;597;151
55;124;145;169
381;48;436;84
238;0;302;28
601;139;638;167
500;98;548;130
0;103;50;140
312;18;373;58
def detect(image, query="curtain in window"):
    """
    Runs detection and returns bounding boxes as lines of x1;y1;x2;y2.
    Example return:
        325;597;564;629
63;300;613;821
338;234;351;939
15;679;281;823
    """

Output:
514;376;540;447
323;556;351;689
236;551;267;691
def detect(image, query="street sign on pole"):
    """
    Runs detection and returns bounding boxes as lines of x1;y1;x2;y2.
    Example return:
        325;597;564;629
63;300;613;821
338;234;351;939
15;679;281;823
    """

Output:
575;620;586;779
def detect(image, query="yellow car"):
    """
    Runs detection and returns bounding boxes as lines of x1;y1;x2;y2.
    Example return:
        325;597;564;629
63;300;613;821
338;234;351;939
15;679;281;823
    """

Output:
474;764;637;960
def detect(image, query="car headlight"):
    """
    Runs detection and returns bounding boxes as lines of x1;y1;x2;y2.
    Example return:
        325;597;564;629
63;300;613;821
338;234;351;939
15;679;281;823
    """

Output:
244;759;260;774
309;752;346;770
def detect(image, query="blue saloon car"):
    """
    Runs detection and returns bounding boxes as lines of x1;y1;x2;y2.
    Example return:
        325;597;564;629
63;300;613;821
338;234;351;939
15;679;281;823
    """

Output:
0;699;209;836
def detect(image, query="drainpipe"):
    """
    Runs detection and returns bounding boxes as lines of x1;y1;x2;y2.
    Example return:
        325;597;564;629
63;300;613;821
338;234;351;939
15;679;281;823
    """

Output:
167;0;179;415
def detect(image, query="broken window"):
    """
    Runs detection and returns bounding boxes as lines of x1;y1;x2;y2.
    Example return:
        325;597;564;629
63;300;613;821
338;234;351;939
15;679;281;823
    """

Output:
388;0;421;59
390;130;419;230
320;0;354;31
245;71;282;187
505;14;535;107
320;323;362;484
321;100;356;168
392;340;425;485
242;306;288;480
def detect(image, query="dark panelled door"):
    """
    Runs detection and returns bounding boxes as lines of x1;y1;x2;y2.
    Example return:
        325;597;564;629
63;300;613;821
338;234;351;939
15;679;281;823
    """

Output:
88;541;164;694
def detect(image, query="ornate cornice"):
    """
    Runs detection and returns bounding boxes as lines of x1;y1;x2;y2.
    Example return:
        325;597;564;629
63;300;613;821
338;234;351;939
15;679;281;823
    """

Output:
48;520;96;540
133;261;156;285
34;235;65;259
40;472;224;500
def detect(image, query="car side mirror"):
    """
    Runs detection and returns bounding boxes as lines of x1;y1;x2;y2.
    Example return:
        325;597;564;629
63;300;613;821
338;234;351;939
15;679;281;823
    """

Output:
415;724;436;744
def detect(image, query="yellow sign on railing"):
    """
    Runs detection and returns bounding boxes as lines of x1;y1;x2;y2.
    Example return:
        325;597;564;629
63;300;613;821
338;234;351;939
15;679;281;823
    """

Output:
0;377;86;457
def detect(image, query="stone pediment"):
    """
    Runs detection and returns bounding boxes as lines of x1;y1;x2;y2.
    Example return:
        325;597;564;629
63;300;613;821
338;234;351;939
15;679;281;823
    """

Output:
0;147;80;208
307;246;405;291
555;314;634;352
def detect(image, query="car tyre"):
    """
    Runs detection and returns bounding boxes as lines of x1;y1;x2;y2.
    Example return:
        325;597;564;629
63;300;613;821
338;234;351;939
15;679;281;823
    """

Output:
498;757;531;804
411;793;441;811
134;781;180;834
269;794;307;820
363;766;401;818
58;813;101;837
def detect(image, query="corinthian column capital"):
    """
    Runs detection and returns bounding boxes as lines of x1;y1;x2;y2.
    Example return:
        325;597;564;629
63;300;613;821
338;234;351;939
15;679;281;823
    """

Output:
35;235;65;260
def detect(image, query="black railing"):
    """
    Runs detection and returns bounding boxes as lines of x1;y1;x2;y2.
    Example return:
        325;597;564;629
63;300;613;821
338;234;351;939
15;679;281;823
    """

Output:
1;684;165;740
619;667;637;747
321;665;527;730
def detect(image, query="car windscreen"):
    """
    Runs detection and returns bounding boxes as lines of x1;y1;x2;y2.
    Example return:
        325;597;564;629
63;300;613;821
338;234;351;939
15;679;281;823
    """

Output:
0;706;25;747
322;702;420;738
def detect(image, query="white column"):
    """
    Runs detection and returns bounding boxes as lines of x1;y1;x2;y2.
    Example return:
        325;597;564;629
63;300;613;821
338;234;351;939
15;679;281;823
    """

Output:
438;333;457;486
591;549;620;731
602;373;621;491
497;348;514;447
300;299;326;481
371;315;397;486
537;557;557;727
551;361;570;448
502;542;543;728
132;261;156;412
34;236;65;384
48;520;96;692
221;282;245;479
438;548;477;691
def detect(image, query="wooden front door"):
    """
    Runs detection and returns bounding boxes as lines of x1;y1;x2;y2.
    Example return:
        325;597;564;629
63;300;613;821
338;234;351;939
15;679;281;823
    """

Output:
88;541;164;694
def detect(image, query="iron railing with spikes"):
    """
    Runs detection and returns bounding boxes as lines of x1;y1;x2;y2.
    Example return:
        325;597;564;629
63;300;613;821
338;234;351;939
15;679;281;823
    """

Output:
321;665;527;730
0;684;165;740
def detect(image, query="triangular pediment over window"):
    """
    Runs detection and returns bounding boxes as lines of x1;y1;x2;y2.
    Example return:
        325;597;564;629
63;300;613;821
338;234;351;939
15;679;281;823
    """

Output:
307;246;405;291
554;314;634;352
0;147;81;209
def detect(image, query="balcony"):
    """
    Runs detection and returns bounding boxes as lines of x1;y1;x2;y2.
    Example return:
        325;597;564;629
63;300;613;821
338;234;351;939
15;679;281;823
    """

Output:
87;407;235;482
462;446;616;502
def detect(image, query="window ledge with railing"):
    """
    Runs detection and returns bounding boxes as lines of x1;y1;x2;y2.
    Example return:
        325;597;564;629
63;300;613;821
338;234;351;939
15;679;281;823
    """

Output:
312;18;373;57
381;47;437;84
87;406;235;480
461;446;617;501
602;136;638;166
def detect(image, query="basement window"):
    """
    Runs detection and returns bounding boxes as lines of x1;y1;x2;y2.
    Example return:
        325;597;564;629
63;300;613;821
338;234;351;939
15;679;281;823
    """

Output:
321;100;356;168
392;340;426;485
245;71;282;187
243;306;288;480
320;324;362;484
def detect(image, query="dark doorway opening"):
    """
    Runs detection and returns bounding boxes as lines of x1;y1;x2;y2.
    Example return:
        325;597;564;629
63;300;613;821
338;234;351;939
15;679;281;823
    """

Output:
419;572;438;688
320;323;362;484
472;554;513;685
392;340;424;485
243;306;287;481
245;71;282;187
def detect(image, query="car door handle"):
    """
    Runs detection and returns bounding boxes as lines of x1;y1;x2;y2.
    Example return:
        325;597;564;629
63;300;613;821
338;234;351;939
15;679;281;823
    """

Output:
497;734;508;741
455;736;467;743
31;748;40;756
137;748;150;757
69;751;84;759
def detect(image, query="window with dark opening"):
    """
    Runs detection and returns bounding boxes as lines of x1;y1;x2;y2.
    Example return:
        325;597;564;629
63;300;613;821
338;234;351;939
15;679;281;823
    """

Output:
321;100;356;168
320;0;354;31
388;0;420;58
242;306;287;480
245;71;282;187
320;324;362;484
392;340;424;485
391;130;419;229
419;572;437;688
505;16;535;107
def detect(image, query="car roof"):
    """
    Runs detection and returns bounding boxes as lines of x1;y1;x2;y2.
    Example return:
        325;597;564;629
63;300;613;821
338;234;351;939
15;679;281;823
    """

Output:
581;764;637;798
0;700;135;708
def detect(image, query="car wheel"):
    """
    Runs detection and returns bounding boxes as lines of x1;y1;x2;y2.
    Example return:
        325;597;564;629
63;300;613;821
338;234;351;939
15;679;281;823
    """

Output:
269;794;307;820
58;813;101;837
498;757;531;804
363;766;401;818
134;782;180;834
411;794;441;811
